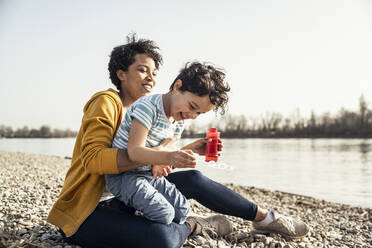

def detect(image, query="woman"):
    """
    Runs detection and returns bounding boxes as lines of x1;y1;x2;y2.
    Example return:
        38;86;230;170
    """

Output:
47;34;309;248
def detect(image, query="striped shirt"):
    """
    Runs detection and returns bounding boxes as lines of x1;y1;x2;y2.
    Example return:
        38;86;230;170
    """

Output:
112;94;185;171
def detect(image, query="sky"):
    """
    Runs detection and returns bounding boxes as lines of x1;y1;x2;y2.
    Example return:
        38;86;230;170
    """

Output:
1;0;371;130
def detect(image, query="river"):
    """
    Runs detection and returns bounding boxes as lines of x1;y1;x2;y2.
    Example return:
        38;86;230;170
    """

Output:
0;137;371;208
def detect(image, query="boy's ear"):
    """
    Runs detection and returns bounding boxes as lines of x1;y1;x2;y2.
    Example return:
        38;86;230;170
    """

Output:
172;79;183;92
116;70;127;81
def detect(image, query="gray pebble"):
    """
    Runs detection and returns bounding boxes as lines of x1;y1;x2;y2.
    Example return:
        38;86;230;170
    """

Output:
1;151;371;248
41;233;52;241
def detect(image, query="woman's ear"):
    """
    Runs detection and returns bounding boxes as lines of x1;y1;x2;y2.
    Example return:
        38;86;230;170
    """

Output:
116;70;127;81
172;79;183;92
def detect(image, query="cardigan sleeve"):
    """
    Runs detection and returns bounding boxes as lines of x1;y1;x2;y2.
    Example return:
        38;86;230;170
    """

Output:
80;94;122;175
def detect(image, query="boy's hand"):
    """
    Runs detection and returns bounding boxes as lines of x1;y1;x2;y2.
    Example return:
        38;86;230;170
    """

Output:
182;138;223;156
167;150;196;168
152;165;172;179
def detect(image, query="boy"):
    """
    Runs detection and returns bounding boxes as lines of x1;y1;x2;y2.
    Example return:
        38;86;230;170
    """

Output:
105;62;230;225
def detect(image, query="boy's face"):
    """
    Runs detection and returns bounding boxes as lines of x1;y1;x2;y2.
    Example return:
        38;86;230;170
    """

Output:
170;80;214;122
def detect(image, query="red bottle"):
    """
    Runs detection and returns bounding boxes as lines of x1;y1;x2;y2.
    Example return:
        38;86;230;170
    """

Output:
205;128;220;162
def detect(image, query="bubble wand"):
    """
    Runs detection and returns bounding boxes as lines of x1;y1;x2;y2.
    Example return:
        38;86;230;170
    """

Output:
195;128;234;171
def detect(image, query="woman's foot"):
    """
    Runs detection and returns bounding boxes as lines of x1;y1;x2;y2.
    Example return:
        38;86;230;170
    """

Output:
252;210;310;239
188;215;233;238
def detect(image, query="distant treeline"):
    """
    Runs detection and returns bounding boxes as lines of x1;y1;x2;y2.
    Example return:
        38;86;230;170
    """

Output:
183;94;372;138
2;95;371;139
0;125;77;138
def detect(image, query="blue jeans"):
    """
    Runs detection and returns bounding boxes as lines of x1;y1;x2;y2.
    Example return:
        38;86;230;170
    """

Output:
64;170;258;248
105;171;190;224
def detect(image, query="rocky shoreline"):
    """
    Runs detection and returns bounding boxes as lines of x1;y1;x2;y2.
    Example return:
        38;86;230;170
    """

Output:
0;151;371;248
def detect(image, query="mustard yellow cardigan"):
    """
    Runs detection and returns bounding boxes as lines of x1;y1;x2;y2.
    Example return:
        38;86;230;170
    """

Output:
47;88;123;237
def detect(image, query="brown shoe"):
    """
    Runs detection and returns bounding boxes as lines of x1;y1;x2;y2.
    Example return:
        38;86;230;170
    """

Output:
252;211;310;239
188;215;233;238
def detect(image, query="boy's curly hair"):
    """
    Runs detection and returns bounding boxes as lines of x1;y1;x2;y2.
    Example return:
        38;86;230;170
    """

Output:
170;62;230;115
108;33;163;92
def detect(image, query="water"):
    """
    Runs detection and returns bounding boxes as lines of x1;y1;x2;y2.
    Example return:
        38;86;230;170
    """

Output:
184;138;372;209
0;138;371;208
0;138;76;158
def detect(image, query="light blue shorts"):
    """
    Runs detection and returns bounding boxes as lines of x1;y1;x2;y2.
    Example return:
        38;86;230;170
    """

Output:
105;171;190;224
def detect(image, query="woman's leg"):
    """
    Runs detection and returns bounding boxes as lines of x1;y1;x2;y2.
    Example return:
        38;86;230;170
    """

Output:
166;170;310;238
166;170;259;221
64;198;191;248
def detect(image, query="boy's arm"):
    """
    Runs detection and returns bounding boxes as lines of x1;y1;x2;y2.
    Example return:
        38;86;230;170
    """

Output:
127;118;196;167
127;118;173;165
118;135;184;173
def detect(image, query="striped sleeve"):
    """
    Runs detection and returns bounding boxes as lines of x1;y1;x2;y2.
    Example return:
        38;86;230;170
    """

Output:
130;99;156;130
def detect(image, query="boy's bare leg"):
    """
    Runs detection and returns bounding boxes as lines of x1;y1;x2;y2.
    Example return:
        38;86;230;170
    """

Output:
253;207;268;222
187;219;196;233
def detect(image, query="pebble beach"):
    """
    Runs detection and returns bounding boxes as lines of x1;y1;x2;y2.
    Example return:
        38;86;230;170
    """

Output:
0;150;371;248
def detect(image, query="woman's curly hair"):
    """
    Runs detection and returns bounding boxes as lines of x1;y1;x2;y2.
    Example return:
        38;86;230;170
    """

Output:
170;62;230;115
108;33;163;92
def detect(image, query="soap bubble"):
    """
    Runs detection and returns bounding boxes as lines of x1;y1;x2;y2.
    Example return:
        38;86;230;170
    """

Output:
193;154;234;171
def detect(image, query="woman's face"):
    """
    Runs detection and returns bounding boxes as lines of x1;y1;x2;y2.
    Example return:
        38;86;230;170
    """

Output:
117;54;158;106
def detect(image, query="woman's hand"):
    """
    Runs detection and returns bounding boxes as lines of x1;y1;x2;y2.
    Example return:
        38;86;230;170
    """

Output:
167;150;196;168
152;165;172;179
182;138;223;156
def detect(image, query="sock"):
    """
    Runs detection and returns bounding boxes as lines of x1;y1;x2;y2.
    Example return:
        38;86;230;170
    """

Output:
255;210;274;226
